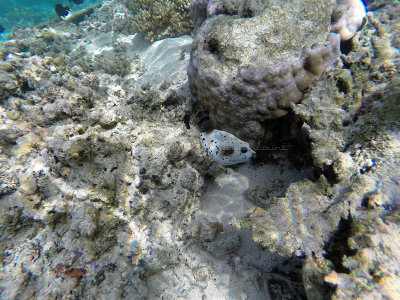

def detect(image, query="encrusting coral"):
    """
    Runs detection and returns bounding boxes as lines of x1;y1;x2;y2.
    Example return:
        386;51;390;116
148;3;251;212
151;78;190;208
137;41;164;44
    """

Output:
123;0;193;42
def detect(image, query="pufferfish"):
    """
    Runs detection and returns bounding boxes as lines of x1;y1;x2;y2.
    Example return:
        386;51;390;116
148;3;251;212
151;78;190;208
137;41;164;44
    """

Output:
199;121;255;166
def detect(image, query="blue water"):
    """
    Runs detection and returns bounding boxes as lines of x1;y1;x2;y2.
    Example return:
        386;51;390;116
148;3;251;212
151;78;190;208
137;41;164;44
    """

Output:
0;0;102;37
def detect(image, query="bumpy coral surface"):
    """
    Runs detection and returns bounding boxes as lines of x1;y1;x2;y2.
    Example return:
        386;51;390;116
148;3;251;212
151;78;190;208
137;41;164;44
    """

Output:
188;0;340;146
123;0;193;42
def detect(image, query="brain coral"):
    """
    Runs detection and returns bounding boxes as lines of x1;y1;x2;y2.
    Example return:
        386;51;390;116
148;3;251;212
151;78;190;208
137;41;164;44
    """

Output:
124;0;193;42
188;0;341;146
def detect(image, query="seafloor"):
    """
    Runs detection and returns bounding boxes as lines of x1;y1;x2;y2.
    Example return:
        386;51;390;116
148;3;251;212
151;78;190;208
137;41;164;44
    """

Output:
0;0;399;299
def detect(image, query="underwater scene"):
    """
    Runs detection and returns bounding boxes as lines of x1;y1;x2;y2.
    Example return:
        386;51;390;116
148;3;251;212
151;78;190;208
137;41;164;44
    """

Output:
0;0;399;299
0;0;102;39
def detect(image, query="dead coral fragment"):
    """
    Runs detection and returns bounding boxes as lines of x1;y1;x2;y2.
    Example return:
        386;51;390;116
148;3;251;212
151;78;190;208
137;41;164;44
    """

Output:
124;0;193;42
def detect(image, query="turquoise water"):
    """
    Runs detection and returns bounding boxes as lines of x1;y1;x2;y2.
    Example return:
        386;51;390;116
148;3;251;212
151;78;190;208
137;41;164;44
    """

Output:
0;0;102;37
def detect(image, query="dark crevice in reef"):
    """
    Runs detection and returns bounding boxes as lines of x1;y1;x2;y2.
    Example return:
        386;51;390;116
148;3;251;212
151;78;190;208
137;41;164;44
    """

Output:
314;164;339;185
207;38;219;55
255;111;315;173
194;106;339;184
260;111;304;145
336;77;351;94
18;77;35;93
257;111;339;185
323;217;357;274
340;38;354;55
255;256;307;300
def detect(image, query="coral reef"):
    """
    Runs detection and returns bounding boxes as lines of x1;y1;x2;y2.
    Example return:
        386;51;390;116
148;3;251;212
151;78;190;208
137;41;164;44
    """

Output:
190;0;209;33
0;2;202;298
296;1;399;297
0;0;102;39
192;0;400;297
324;212;400;299
188;0;340;146
123;0;193;42
0;0;399;298
0;1;301;298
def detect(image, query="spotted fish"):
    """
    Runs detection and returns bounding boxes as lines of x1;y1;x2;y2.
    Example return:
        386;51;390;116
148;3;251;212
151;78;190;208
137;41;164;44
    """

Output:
200;129;255;165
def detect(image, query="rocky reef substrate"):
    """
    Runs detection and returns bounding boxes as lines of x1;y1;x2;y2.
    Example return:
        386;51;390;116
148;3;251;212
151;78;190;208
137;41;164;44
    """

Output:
0;0;399;299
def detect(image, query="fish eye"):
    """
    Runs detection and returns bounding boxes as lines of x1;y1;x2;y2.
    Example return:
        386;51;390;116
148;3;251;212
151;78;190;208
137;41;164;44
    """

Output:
222;147;234;156
240;147;248;154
